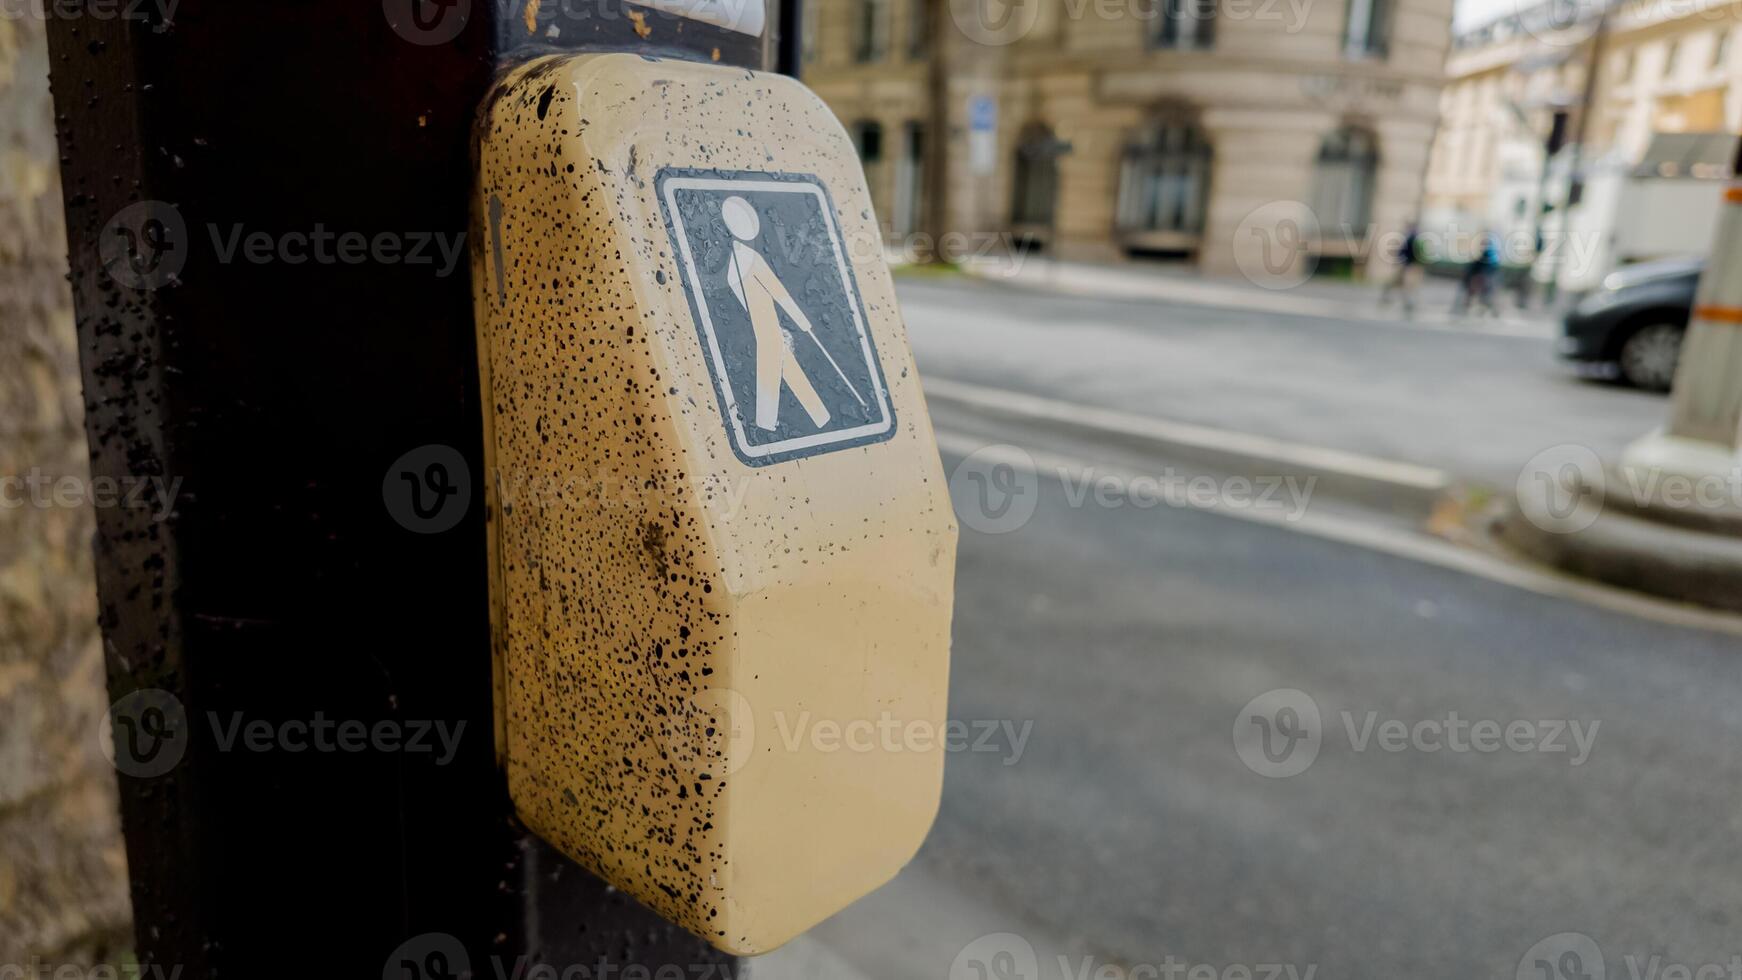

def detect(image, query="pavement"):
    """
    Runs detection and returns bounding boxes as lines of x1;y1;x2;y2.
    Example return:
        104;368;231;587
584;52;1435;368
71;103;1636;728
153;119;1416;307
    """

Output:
957;254;1565;339
890;274;1662;488
751;272;1742;980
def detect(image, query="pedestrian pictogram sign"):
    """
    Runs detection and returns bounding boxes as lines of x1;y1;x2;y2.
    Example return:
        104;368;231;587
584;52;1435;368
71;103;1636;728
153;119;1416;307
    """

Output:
658;169;896;466
474;53;955;956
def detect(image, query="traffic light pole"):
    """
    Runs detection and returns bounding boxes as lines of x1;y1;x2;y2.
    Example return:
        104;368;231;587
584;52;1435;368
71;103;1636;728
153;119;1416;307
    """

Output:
45;1;788;976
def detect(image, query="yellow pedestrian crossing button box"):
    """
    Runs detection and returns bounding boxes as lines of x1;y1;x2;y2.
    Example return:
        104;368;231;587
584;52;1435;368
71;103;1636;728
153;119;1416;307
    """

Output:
470;53;958;955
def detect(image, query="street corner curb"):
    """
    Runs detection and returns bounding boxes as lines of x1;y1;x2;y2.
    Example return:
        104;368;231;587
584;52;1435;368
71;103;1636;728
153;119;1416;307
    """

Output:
921;379;1454;523
1499;471;1742;614
1600;463;1742;537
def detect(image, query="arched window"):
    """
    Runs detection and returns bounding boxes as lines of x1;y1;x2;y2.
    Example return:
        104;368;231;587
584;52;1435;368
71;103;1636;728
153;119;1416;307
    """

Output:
1115;111;1213;245
1312;126;1379;240
1011;123;1062;231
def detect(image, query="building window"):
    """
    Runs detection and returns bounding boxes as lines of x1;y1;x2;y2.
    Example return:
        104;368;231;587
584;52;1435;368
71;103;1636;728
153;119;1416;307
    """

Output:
1312;126;1379;239
851;120;887;213
1012;123;1062;230
1713;30;1730;70
802;0;819;63
1664;40;1680;79
1154;0;1216;50
853;0;890;63
1343;0;1391;59
893;122;927;237
851;120;884;164
1115;113;1213;239
908;0;930;59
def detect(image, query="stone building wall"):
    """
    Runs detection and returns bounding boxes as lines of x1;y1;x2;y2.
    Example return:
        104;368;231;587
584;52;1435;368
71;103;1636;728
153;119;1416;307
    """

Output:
0;11;133;969
804;0;1453;280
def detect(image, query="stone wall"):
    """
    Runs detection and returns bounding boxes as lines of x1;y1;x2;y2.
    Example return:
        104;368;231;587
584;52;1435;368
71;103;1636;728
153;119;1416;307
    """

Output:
0;12;133;969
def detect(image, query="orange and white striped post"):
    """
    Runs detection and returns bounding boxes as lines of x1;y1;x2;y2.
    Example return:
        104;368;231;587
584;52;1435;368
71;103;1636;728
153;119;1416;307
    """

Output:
1667;182;1742;451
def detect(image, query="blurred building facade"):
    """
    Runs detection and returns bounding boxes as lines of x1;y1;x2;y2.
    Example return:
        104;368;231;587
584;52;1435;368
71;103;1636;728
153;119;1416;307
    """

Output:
0;12;132;969
1424;0;1742;285
801;0;1454;276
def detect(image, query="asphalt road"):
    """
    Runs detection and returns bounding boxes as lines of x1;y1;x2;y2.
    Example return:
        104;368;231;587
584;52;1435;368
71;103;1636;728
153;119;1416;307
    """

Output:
893;277;1668;487
760;279;1741;980
764;427;1742;980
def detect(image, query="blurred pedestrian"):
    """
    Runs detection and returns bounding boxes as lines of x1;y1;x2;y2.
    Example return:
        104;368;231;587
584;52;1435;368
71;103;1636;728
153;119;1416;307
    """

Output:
1513;229;1544;310
1380;222;1424;316
1453;231;1501;318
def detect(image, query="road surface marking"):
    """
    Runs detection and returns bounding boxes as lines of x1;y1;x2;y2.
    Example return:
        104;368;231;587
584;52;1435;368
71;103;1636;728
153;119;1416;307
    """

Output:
924;376;1452;492
936;431;1742;637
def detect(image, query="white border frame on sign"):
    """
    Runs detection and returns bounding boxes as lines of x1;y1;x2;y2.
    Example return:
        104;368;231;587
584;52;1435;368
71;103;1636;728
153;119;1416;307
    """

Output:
627;0;766;37
662;175;894;462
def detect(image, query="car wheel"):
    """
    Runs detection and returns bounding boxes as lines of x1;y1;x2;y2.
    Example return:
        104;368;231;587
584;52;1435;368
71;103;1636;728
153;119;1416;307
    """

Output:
1618;322;1683;392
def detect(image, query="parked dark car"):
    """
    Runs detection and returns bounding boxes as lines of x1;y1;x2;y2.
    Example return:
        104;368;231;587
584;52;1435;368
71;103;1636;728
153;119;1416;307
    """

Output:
1559;256;1703;391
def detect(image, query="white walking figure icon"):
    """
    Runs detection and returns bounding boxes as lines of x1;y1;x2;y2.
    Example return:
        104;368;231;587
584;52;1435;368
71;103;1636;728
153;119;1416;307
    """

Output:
721;195;865;431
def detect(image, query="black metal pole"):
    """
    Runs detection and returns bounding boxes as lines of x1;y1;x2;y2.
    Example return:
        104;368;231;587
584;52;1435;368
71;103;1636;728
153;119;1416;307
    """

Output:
1547;1;1610;302
776;0;804;77
46;1;762;977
